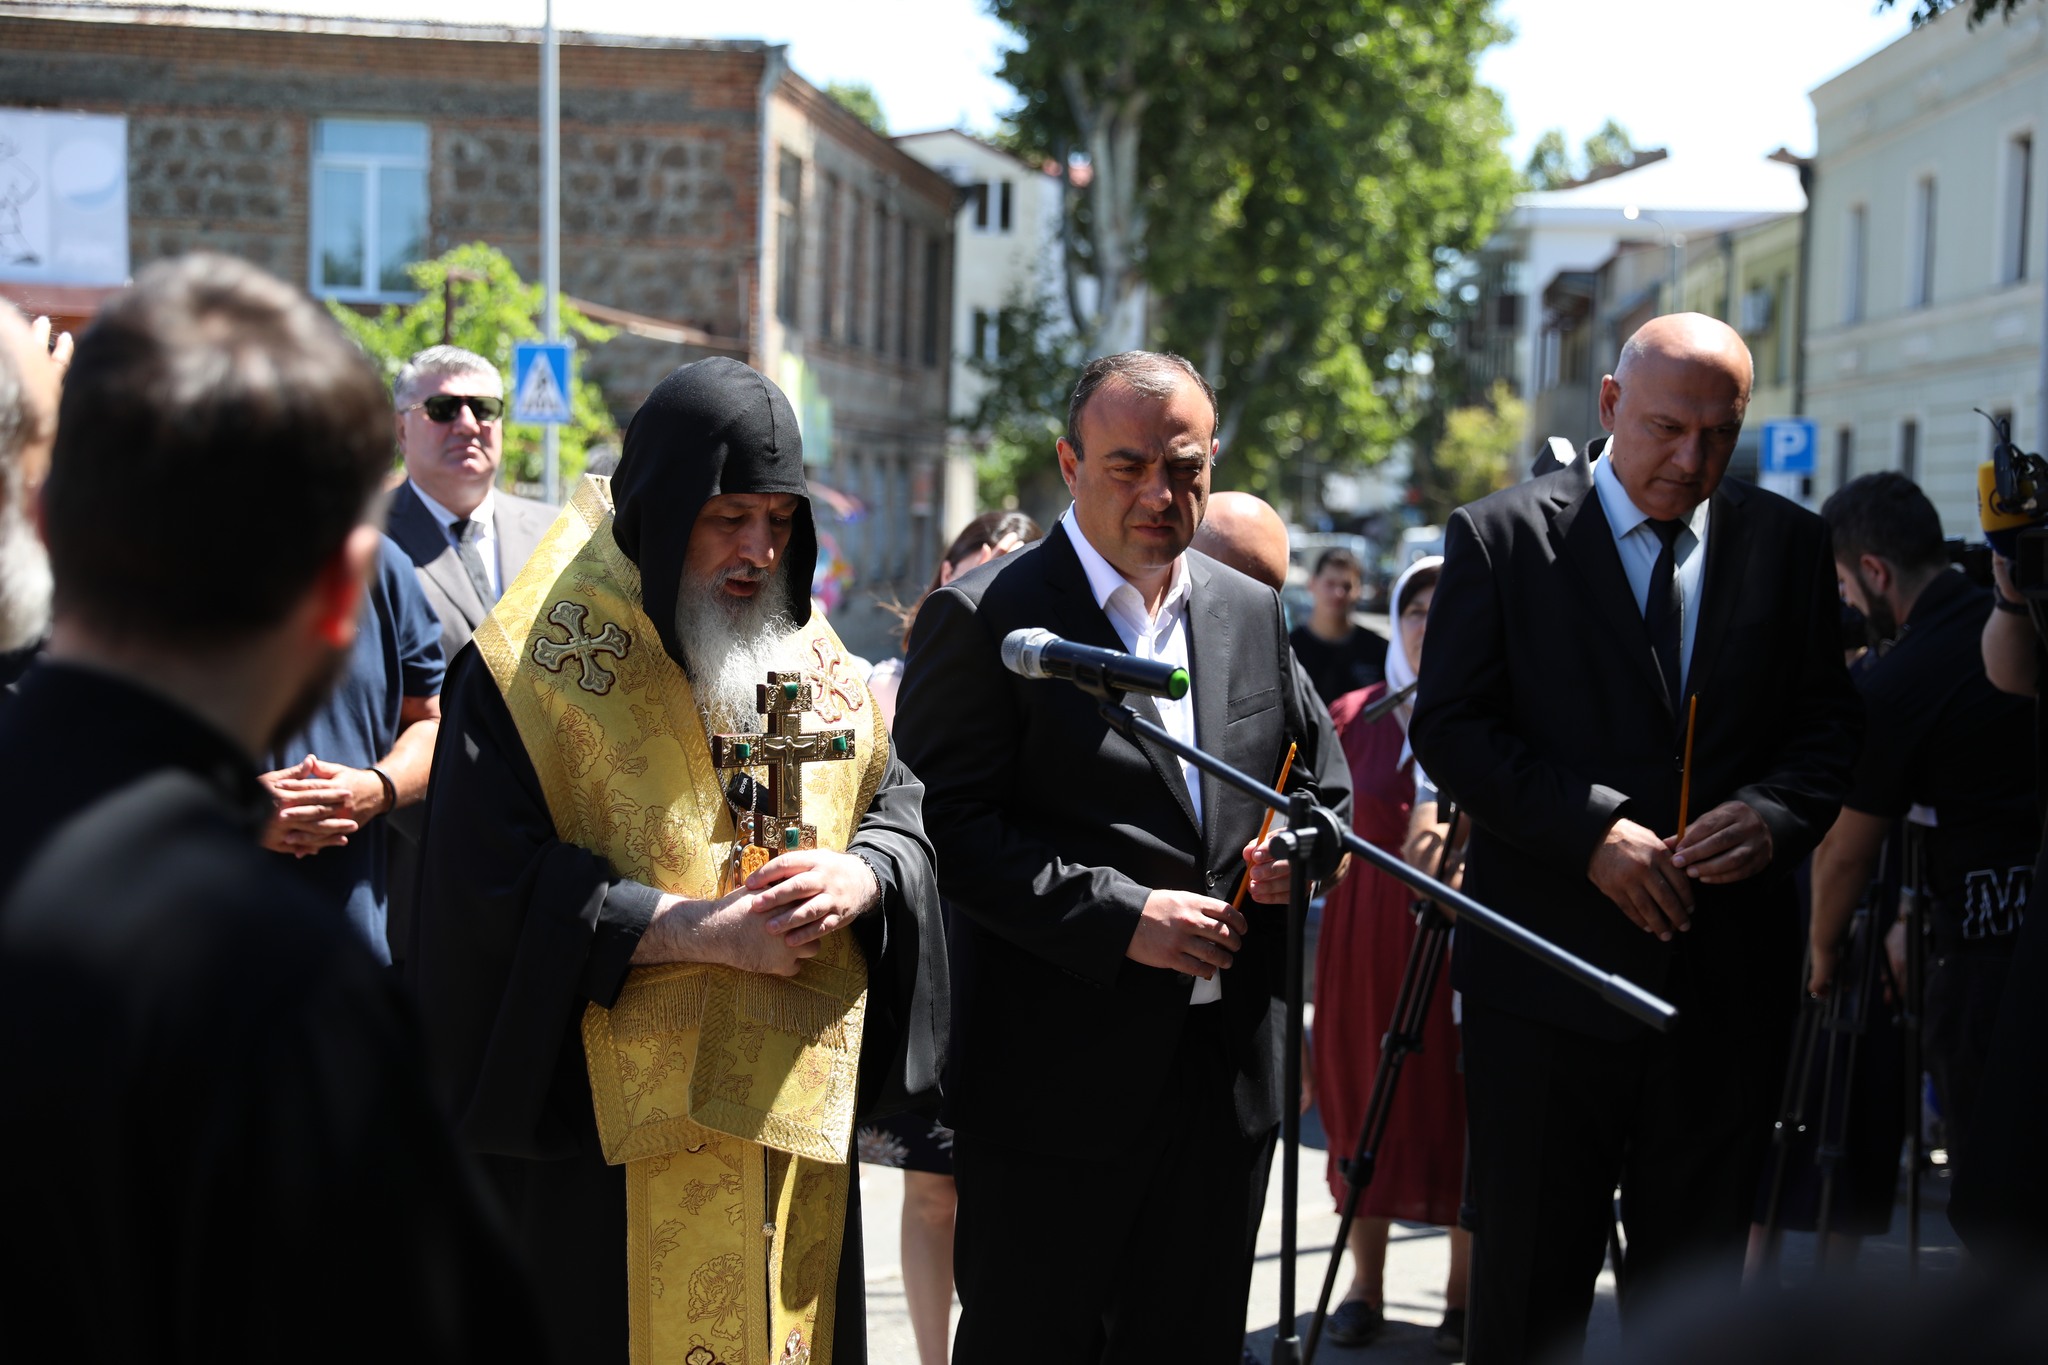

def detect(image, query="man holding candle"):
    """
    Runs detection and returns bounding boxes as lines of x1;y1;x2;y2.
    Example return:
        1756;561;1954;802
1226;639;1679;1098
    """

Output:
1410;314;1861;1363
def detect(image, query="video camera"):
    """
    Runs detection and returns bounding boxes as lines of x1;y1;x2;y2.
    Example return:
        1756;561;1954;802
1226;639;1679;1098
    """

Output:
1976;409;2048;598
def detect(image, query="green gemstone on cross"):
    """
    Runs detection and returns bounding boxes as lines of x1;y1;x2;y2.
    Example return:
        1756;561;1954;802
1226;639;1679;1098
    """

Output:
831;734;849;754
782;680;801;701
783;825;801;850
734;740;752;762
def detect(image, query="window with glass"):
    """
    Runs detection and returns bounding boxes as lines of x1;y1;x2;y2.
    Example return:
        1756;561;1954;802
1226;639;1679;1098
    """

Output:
1843;204;1866;324
312;119;429;300
776;149;804;328
1909;177;1936;310
2004;133;2033;285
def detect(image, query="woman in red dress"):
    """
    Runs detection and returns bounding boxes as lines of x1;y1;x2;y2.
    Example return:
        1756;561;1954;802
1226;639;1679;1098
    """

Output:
1312;556;1470;1354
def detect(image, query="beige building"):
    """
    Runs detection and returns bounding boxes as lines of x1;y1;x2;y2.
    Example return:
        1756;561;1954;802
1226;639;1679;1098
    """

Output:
1806;11;2047;532
895;127;1066;537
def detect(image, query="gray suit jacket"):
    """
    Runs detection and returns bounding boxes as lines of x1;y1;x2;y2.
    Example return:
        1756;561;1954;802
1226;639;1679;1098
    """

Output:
385;479;555;664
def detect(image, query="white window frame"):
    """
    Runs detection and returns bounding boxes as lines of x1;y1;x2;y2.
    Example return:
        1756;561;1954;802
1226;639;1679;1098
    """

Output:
310;118;429;303
2000;124;2035;286
1906;173;1937;311
1843;203;1867;325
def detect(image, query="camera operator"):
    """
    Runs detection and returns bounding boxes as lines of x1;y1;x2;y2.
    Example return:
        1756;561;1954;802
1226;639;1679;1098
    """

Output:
1812;474;2036;1191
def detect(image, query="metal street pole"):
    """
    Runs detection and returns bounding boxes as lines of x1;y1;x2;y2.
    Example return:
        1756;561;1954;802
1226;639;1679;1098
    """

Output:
541;0;562;504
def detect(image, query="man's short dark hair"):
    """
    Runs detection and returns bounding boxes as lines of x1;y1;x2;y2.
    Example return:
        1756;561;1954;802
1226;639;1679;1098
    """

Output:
1312;548;1362;581
1064;351;1219;456
44;253;390;646
1822;472;1948;574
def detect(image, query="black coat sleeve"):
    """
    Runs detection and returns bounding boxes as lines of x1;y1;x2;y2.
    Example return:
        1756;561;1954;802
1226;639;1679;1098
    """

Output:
1410;506;1634;873
1728;518;1863;872
410;649;659;1159
846;747;947;1119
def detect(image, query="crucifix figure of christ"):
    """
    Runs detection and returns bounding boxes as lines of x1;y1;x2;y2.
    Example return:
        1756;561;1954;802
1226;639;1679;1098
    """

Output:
710;671;858;875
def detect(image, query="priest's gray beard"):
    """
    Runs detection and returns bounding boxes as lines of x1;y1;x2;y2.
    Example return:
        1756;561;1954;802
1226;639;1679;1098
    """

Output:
0;477;51;652
673;561;800;737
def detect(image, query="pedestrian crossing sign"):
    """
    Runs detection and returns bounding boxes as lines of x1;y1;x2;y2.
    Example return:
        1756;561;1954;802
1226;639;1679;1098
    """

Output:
512;341;573;425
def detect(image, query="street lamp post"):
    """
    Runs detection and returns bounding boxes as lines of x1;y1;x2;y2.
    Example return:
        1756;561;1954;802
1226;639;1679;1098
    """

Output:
1624;205;1685;315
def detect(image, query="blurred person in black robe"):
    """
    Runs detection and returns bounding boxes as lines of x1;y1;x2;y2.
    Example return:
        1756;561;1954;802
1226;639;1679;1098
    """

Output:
410;356;945;1365
0;253;544;1361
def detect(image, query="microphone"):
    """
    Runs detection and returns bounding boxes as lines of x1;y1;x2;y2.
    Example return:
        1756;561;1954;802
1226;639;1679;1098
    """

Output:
1000;628;1191;700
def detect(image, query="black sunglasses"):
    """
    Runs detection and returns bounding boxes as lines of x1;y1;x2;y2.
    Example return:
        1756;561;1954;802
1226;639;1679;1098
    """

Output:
408;394;505;423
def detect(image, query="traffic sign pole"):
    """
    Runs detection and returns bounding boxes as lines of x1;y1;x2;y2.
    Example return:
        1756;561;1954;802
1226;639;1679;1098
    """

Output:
541;0;561;504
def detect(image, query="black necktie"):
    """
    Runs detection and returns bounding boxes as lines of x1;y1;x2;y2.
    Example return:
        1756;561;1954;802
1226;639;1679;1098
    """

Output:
1645;518;1685;708
451;517;497;607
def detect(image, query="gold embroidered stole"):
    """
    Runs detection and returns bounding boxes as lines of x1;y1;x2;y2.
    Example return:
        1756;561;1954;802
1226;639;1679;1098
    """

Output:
476;475;887;1365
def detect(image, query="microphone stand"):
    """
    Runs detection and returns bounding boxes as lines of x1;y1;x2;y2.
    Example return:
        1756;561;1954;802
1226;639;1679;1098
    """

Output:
1302;801;1460;1365
1066;681;1679;1365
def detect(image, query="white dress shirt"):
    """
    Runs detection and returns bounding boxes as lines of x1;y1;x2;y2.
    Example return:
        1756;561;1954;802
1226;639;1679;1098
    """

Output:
1592;450;1710;692
1062;508;1222;1004
411;484;505;601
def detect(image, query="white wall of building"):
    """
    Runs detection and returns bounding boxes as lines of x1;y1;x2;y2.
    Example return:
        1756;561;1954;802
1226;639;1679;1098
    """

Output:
895;129;1064;424
1806;11;2048;534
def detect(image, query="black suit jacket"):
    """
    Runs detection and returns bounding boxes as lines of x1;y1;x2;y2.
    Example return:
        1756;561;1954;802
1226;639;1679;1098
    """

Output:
386;479;555;665
1409;459;1862;1041
895;522;1348;1142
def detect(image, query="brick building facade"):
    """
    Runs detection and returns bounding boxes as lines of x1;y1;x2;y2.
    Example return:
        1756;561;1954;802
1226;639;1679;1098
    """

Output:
0;3;958;651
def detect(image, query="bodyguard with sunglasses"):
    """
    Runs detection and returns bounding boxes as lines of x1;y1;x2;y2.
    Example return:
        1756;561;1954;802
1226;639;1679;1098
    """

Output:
385;345;554;970
386;346;554;664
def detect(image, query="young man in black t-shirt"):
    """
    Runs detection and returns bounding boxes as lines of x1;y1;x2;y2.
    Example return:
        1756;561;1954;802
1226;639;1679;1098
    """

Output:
1289;546;1388;706
1814;473;2037;1174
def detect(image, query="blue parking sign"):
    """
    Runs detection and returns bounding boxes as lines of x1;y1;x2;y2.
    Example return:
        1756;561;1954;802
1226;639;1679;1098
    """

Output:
1760;419;1816;476
512;342;573;425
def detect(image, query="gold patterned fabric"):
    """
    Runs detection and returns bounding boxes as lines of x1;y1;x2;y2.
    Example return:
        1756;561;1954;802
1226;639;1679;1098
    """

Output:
475;475;887;1365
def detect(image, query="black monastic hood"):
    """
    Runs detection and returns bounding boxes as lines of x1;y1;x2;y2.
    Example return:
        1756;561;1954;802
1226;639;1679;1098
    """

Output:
610;356;817;669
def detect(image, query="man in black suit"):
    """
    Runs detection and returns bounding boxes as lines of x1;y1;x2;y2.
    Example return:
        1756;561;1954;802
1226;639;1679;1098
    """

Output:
896;351;1348;1365
382;345;552;963
1409;314;1861;1363
384;345;554;664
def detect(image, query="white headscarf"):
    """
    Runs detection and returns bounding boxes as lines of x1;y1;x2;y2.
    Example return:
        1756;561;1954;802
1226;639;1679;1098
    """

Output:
1383;554;1444;767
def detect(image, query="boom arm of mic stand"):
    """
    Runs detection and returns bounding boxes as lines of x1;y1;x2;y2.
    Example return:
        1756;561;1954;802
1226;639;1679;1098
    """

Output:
1095;696;1679;1033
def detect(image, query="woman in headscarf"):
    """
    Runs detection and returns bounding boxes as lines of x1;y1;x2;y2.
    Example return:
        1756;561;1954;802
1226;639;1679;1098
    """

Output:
1312;554;1471;1355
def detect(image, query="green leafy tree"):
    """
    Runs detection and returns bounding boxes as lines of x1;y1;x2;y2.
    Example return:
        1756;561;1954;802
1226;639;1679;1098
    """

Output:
964;286;1081;509
1413;382;1523;522
326;242;618;490
1524;129;1573;189
825;81;889;135
1880;0;2030;23
989;1;1519;505
1580;118;1635;175
1522;119;1635;190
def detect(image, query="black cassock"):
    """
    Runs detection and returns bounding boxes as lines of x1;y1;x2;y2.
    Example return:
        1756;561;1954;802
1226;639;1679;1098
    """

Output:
0;664;544;1362
413;654;943;1364
408;357;946;1365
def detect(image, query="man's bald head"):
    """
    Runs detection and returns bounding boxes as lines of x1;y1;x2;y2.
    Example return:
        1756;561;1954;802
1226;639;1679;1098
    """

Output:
1191;490;1290;591
1599;312;1753;522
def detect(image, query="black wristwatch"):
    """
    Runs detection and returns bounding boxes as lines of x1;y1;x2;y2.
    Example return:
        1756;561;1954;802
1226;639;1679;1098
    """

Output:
1994;595;2031;615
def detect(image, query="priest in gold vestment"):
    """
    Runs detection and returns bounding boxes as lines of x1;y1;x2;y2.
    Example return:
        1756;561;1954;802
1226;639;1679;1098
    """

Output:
411;358;946;1365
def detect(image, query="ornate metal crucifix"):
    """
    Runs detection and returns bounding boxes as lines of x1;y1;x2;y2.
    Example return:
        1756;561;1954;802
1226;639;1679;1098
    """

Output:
709;670;857;860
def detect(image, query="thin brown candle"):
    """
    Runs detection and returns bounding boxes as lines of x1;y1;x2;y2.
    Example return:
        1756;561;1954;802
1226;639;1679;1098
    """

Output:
1677;693;1699;840
1232;741;1299;911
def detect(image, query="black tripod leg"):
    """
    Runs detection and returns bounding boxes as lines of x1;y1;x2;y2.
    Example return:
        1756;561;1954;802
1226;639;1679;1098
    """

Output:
1303;911;1453;1365
1759;994;1823;1276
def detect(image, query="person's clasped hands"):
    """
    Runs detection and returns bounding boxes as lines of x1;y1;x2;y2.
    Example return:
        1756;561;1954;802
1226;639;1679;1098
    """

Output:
257;753;388;857
1588;801;1773;942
